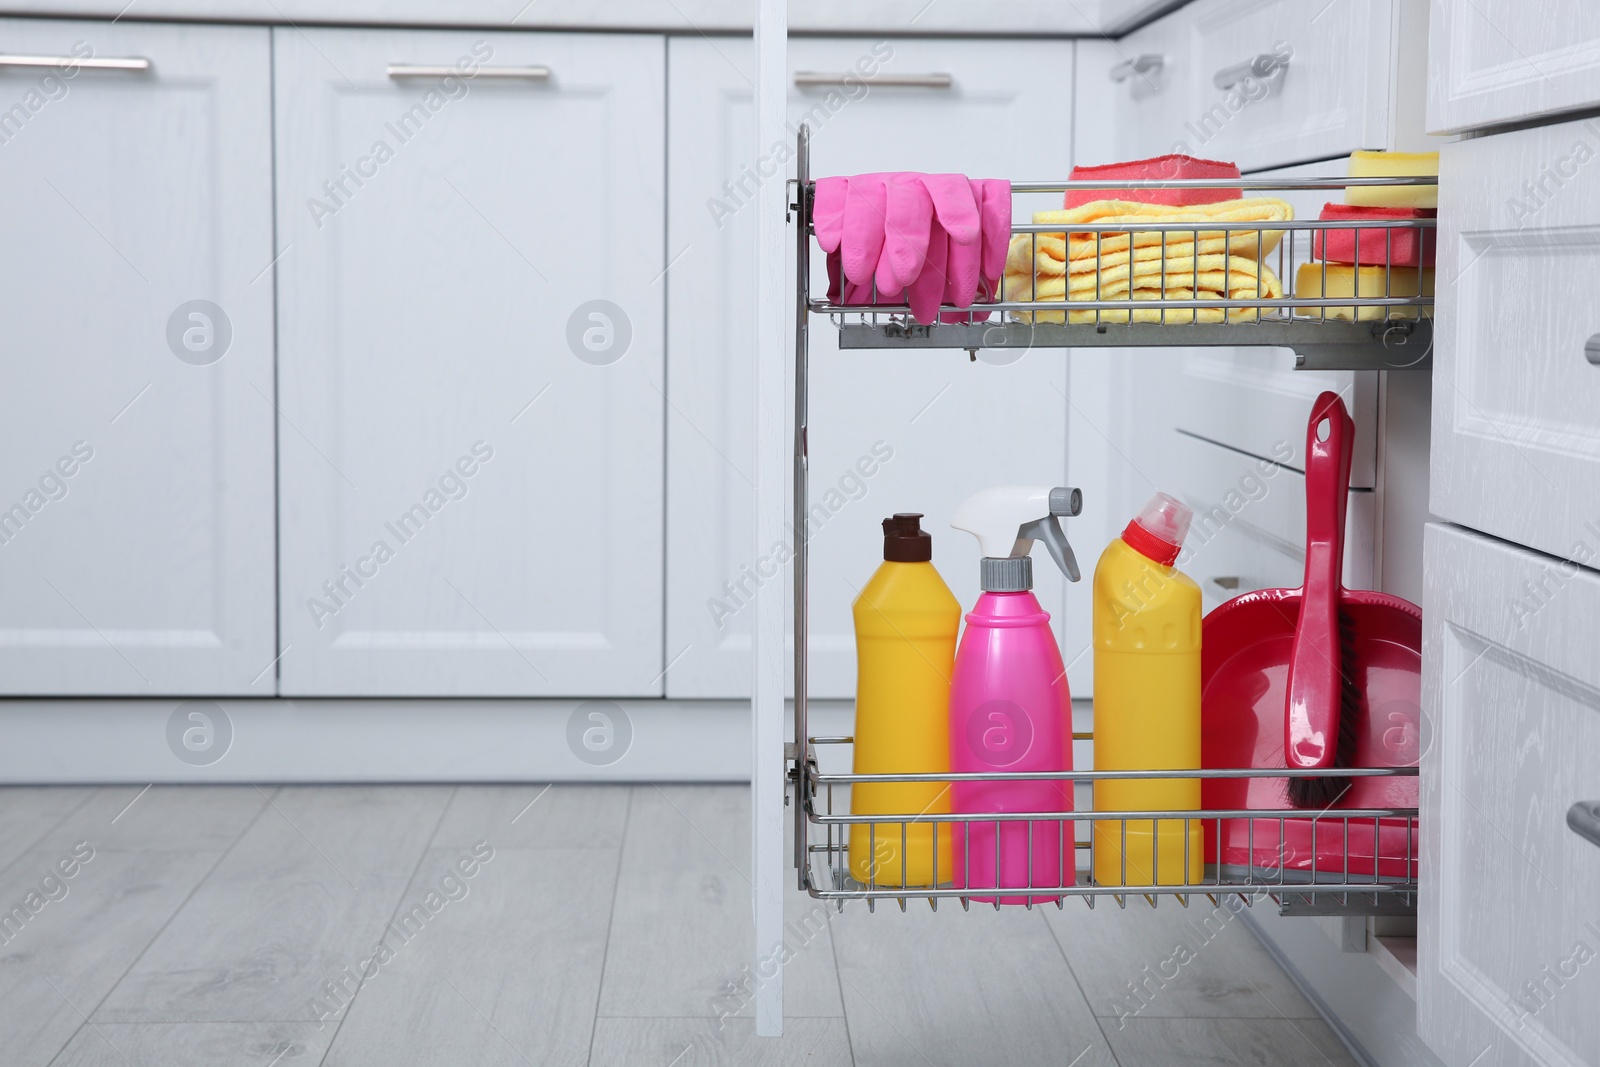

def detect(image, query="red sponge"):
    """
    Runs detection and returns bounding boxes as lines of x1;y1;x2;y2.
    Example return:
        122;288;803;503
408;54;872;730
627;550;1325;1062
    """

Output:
1065;155;1242;208
1313;203;1437;268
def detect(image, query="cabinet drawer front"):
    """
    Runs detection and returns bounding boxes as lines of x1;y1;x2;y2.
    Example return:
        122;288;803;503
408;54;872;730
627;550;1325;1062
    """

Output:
1429;0;1600;134
1075;20;1191;164
275;29;666;696
0;18;277;695
1421;523;1600;1067
1179;0;1392;171
1432;118;1600;562
666;36;1077;700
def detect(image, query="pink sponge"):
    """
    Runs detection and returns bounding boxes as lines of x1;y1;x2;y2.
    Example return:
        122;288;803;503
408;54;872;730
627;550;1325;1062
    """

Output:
1065;155;1242;208
1313;203;1437;268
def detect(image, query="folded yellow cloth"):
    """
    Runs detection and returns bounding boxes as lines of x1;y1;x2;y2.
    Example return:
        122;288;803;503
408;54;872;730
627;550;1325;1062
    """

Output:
1007;252;1284;324
1004;197;1295;278
1293;263;1434;320
1001;197;1292;324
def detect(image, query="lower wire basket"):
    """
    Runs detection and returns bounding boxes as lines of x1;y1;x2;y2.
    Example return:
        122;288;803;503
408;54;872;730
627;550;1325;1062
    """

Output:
799;736;1419;918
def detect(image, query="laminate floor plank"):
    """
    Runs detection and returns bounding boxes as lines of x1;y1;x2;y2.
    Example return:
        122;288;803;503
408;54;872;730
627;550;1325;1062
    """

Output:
0;847;223;1066
588;1017;854;1067
1103;1015;1359;1066
431;784;630;849
831;904;1117;1067
92;786;453;1024
48;1021;334;1067
40;785;270;854
0;787;97;874
318;845;621;1067
598;785;844;1020
1044;894;1321;1022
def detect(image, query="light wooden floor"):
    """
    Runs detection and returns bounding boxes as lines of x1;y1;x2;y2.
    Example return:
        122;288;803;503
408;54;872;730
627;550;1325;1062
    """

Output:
0;784;1359;1066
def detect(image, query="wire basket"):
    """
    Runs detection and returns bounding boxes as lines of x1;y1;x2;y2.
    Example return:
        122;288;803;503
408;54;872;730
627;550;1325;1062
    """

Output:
798;736;1419;917
798;152;1437;369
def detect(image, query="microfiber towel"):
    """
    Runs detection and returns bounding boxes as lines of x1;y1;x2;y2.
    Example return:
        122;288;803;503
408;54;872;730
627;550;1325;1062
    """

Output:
1005;252;1284;324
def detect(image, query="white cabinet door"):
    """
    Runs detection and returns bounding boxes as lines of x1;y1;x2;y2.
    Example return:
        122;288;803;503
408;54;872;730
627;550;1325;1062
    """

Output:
1432;118;1600;565
0;19;276;695
1429;0;1600;134
666;37;1077;700
1182;0;1393;171
275;29;665;696
1420;523;1600;1067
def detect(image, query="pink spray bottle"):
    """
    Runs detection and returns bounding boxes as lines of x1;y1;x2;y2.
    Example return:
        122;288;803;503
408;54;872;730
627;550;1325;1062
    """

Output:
949;486;1082;905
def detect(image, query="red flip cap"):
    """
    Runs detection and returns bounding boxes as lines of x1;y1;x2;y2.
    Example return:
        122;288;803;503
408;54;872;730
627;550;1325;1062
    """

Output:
1120;492;1192;566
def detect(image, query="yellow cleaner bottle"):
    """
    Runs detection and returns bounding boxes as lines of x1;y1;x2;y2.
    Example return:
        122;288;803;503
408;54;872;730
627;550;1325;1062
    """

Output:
849;513;960;888
1092;493;1203;887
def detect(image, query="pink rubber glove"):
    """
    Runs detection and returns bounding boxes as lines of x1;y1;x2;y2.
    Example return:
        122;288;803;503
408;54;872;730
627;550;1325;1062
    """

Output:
975;178;1012;285
813;172;1010;318
812;176;848;255
923;174;982;310
840;174;888;289
907;217;949;324
940;178;1013;323
875;173;934;299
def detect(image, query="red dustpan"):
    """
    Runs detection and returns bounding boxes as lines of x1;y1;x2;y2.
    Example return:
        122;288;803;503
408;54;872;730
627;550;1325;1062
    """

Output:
1201;391;1421;879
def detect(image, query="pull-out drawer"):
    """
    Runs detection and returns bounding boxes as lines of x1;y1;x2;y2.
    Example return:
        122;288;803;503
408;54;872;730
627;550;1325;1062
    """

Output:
1429;0;1600;134
1420;523;1600;1067
1433;117;1600;563
1079;0;1394;172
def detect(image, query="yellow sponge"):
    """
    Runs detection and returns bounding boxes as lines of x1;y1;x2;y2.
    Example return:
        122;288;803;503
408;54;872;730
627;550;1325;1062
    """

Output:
1345;150;1439;209
1294;262;1434;321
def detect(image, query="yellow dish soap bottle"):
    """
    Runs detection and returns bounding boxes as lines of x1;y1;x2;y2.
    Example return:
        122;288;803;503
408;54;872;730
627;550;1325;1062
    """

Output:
1092;493;1203;887
849;513;960;888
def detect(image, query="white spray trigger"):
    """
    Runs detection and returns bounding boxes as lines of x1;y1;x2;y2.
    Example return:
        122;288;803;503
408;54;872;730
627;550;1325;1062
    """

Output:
951;485;1083;581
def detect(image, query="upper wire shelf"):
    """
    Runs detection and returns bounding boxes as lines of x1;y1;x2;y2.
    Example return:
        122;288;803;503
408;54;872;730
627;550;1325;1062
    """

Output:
796;171;1438;372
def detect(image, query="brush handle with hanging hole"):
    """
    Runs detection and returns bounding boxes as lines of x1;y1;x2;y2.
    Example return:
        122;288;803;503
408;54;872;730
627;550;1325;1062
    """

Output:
1285;391;1354;771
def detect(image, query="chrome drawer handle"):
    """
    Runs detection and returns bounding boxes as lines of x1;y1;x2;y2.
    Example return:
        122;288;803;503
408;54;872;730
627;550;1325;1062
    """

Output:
0;53;150;71
1570;801;1600;850
1213;52;1289;90
1110;54;1164;82
793;71;952;89
387;64;549;80
1585;333;1600;366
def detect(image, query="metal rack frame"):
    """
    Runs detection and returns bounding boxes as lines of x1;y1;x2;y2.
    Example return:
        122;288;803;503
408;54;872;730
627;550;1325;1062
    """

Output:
786;124;1426;916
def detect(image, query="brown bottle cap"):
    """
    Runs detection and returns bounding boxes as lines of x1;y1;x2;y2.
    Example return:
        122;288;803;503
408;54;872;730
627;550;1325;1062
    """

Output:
882;513;932;562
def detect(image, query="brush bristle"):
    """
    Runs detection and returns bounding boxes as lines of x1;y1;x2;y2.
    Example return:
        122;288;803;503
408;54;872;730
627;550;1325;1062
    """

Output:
1286;610;1363;809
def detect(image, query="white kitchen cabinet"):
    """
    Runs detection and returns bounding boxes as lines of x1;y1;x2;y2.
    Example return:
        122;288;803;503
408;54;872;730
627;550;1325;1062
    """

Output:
1432;117;1600;567
274;28;665;696
1428;0;1600;134
0;18;277;695
665;36;1078;701
1420;522;1600;1067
